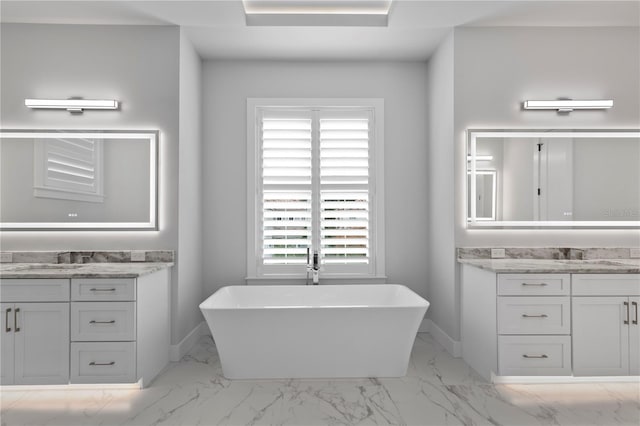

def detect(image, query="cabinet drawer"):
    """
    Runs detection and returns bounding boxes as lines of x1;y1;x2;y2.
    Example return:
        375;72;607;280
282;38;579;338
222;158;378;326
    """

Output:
71;302;136;342
498;274;570;296
572;274;640;296
70;342;136;383
498;335;571;376
0;279;69;302
498;297;570;335
71;278;135;301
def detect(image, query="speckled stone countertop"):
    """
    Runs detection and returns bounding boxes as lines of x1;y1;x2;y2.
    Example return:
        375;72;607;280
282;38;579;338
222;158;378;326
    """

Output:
458;258;640;273
0;262;173;279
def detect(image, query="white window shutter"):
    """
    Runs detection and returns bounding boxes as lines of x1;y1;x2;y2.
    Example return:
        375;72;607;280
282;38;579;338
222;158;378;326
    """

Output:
319;111;371;265
261;111;313;265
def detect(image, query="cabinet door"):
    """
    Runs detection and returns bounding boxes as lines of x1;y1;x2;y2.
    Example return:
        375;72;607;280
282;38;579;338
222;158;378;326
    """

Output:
573;297;629;376
1;303;14;385
13;303;70;385
630;297;640;375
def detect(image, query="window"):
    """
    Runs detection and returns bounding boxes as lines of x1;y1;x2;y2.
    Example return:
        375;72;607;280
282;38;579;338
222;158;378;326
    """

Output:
33;136;104;203
247;99;385;280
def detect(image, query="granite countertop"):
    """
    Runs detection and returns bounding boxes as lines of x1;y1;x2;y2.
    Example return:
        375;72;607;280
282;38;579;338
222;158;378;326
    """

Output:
458;258;640;273
0;262;173;279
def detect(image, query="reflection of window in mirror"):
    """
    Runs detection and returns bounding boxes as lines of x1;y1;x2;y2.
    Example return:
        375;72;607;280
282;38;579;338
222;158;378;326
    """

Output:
33;137;104;203
467;170;497;221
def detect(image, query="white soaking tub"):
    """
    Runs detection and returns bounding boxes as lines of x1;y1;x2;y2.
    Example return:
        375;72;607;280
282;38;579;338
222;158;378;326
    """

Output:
199;284;429;379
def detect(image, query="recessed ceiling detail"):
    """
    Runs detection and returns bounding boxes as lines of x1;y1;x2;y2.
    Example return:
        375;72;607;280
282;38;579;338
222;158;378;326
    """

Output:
242;0;392;26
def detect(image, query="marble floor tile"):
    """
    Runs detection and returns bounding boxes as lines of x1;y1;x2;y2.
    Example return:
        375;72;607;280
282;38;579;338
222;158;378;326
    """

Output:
1;333;638;426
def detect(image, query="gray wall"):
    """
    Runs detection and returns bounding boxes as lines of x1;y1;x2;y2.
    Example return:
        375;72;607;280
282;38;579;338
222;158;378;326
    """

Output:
0;23;197;345
425;33;457;339
425;26;640;344
177;29;204;342
202;60;429;300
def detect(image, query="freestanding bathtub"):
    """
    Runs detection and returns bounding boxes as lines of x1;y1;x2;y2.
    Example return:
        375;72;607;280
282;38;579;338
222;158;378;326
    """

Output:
199;284;429;379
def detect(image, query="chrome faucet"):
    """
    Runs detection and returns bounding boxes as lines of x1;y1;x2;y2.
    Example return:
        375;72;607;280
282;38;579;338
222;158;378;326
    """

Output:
306;248;319;285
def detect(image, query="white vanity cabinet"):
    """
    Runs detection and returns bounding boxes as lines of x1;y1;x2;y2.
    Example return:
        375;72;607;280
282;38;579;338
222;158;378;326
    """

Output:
69;271;170;386
0;279;70;385
572;274;640;376
0;266;171;387
496;274;571;376
461;265;639;381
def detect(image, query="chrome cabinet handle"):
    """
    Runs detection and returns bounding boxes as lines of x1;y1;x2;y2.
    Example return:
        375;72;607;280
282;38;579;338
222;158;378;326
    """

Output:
14;308;20;332
89;361;115;366
523;354;548;359
521;283;548;287
624;301;629;325
633;301;638;325
522;314;548;318
5;308;11;332
90;288;116;292
89;320;116;324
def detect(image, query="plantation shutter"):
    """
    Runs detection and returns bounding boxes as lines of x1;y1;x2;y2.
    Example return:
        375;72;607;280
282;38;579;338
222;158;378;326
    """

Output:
33;137;104;202
261;110;313;265
319;111;371;265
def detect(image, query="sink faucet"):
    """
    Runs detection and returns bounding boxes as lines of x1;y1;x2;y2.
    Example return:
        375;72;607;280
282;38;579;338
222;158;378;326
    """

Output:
306;248;319;285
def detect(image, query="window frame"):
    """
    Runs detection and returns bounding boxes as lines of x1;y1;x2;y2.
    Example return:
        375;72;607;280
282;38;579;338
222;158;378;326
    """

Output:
247;98;385;281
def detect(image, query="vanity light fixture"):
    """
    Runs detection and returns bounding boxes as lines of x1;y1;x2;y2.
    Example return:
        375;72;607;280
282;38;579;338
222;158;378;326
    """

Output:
25;99;119;114
467;155;494;161
523;99;613;113
242;0;392;26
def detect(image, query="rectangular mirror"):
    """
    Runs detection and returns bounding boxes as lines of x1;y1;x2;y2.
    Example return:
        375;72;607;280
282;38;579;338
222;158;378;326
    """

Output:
0;130;158;230
467;129;640;228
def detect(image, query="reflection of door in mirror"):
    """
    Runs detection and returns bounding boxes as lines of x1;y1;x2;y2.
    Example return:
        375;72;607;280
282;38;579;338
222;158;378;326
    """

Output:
534;138;573;221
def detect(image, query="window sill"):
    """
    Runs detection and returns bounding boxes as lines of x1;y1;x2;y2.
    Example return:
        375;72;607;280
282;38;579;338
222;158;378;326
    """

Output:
245;275;388;286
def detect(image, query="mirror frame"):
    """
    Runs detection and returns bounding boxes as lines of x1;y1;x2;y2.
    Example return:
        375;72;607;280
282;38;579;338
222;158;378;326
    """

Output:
0;129;158;231
467;129;640;229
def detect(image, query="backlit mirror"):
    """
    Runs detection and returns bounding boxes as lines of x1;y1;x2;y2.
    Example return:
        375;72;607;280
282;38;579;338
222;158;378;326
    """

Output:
0;130;158;230
467;129;640;228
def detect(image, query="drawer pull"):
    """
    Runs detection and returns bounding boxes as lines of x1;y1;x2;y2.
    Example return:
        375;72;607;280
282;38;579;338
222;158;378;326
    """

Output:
521;283;548;287
14;308;20;332
522;354;548;359
89;320;116;324
633;301;638;325
522;314;548;318
624;301;629;325
89;361;116;366
90;288;116;292
5;308;11;332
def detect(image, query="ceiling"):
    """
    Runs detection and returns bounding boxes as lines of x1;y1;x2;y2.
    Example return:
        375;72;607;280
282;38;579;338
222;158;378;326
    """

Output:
1;1;638;60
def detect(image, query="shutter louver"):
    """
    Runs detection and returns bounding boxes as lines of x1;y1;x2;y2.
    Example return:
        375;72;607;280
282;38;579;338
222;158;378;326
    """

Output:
261;114;313;265
45;137;99;193
319;113;370;265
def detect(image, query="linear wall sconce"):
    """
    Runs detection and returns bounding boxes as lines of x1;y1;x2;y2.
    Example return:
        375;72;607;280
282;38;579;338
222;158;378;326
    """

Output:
25;99;119;114
523;99;613;113
467;155;494;161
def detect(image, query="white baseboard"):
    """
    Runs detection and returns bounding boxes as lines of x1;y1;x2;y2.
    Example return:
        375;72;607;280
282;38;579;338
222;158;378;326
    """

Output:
169;321;209;361
423;319;462;358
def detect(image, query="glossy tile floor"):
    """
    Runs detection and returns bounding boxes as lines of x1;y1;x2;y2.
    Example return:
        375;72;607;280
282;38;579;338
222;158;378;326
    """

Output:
1;333;639;426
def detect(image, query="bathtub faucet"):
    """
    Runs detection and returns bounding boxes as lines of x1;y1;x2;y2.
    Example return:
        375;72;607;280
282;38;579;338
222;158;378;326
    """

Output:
306;248;320;285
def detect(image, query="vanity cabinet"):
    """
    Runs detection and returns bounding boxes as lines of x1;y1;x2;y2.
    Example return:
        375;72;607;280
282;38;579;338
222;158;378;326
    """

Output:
496;274;571;376
70;278;138;383
572;274;640;376
69;272;170;386
461;266;639;381
0;267;171;387
0;279;70;385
